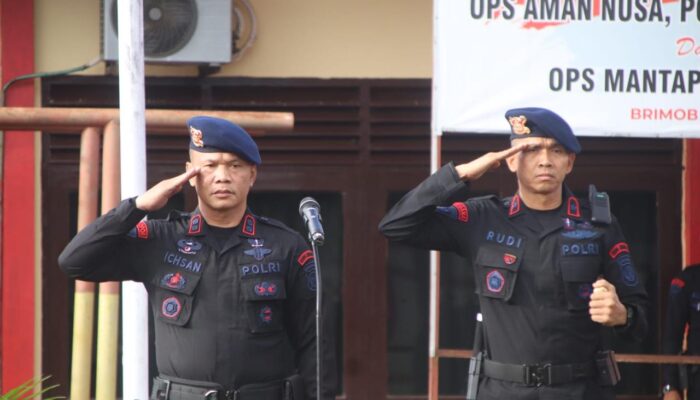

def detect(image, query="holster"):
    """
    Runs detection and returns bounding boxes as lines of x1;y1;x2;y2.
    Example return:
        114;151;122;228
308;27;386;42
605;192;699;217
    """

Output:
284;374;305;400
595;350;621;387
466;351;484;400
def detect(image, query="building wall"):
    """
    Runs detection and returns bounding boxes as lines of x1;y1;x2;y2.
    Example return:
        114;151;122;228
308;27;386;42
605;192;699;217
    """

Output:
35;0;433;78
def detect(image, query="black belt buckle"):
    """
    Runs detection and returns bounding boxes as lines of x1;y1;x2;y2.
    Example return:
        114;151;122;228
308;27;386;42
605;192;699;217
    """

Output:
524;363;552;386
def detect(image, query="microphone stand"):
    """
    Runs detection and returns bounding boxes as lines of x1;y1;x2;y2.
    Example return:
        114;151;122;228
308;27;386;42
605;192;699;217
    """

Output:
310;237;324;400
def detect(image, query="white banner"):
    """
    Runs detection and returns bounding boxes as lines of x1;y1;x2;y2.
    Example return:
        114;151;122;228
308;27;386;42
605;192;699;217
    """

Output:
433;0;700;137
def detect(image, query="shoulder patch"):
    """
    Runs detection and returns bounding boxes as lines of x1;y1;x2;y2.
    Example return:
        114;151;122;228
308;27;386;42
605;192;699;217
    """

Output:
435;202;469;223
608;242;630;260
127;221;150;239
567;196;581;218
297;249;314;266
671;277;686;295
188;215;202;235
242;214;256;236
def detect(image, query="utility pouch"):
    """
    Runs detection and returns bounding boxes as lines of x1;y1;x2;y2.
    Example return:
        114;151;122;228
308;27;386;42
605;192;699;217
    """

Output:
595;350;621;386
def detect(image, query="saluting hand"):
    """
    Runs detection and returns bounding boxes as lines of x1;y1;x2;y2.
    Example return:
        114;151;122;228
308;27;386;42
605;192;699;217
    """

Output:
589;279;628;327
454;143;529;181
135;168;200;212
663;389;682;400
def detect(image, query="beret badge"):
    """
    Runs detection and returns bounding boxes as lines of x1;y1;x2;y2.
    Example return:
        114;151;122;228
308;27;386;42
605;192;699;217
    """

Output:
190;126;204;147
508;116;531;135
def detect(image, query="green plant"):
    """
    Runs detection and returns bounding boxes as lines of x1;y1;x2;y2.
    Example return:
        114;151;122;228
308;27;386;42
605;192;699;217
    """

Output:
1;376;64;400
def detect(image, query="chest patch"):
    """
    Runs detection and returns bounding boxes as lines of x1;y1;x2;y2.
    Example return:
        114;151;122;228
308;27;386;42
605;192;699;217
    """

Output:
161;297;182;319
561;242;600;256
161;272;187;290
561;230;599;239
578;283;593;299
162;251;203;273
244;238;272;261
259;305;273;323
486;270;505;293
177;239;202;255
485;231;523;249
240;262;282;277
254;281;279;297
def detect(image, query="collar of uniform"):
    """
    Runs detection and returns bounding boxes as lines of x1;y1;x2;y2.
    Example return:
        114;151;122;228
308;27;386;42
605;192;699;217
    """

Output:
186;209;257;237
187;210;205;236
506;186;582;220
507;194;524;218
238;211;257;237
562;185;582;220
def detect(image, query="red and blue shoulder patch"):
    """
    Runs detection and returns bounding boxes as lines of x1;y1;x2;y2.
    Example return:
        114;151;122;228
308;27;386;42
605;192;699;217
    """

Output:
435;202;469;223
297;249;314;266
670;277;686;295
127;221;150;239
608;242;630;260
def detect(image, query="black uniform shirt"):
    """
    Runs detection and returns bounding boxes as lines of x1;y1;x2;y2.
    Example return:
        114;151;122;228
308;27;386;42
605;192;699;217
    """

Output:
663;264;700;390
379;163;649;399
59;198;318;398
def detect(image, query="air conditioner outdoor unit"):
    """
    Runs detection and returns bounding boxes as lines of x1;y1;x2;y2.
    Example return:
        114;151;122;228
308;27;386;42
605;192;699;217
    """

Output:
101;0;232;64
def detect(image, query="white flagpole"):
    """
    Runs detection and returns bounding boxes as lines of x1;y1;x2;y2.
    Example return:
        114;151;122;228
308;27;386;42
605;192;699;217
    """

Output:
428;1;443;398
117;0;150;399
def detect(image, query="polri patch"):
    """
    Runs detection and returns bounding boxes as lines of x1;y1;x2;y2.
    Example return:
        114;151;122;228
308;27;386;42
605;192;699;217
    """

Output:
240;262;281;277
161;296;182;319
486;270;505;293
561;242;600;256
244;238;272;261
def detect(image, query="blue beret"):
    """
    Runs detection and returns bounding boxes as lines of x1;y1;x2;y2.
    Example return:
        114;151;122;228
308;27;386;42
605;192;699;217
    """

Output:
187;116;261;165
504;107;581;154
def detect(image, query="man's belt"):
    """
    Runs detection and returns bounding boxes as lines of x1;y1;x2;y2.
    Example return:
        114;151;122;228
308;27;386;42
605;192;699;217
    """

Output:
482;359;597;386
152;376;285;400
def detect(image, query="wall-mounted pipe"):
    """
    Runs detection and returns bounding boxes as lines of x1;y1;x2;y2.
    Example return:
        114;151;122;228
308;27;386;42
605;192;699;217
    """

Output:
0;107;293;133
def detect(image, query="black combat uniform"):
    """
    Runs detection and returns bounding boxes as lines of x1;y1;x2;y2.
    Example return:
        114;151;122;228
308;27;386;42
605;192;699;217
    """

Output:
379;163;648;400
663;264;700;399
59;198;319;400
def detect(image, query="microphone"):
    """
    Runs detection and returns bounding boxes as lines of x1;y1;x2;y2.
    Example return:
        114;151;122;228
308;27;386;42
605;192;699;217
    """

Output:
299;197;325;245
